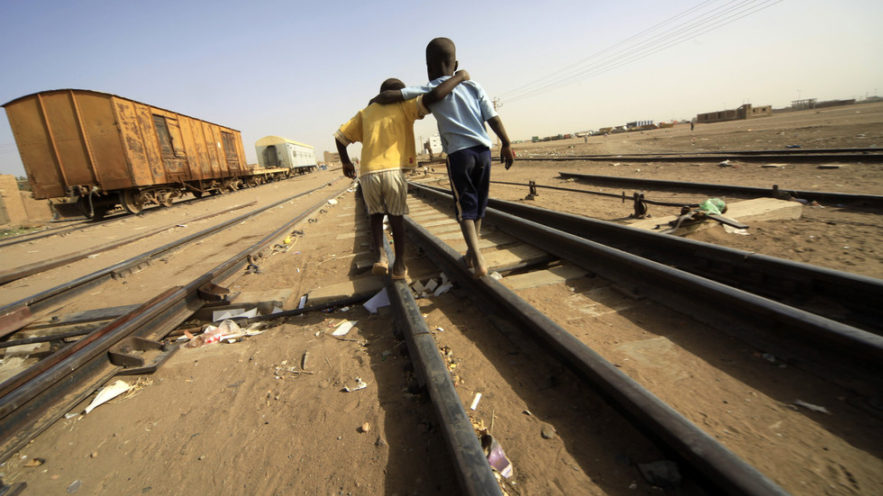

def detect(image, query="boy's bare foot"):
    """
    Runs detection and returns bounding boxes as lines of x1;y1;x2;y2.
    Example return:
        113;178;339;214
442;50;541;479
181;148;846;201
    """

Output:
391;261;407;280
463;250;475;270
472;251;488;278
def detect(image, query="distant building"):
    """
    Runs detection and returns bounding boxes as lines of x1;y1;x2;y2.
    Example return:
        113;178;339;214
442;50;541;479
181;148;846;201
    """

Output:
324;151;340;164
696;103;771;124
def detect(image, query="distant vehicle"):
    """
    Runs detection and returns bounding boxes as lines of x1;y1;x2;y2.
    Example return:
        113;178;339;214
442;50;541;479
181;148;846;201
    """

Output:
3;89;293;218
255;136;317;174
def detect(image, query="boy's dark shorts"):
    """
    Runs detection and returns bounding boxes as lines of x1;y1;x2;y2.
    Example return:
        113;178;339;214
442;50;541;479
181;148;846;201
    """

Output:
446;145;491;221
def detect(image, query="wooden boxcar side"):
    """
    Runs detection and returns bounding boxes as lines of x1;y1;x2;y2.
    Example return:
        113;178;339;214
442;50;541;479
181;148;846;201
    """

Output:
3;89;250;205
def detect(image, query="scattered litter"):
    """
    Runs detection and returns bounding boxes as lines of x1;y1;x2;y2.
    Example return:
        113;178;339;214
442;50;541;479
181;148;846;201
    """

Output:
489;272;502;281
723;225;750;235
64;412;80;420
271;305;284;314
785;144;801;149
638;460;682;488
411;280;425;294
424;279;439;292
212;307;257;322
84;379;132;414
762;164;785;169
301;351;310;370
343;377;368;392
332;320;357;337
718;160;732;167
794;399;831;415
435;326;444;332
339;306;351;312
363;289;390;314
522;409;533;416
176;224;187;228
481;434;513;478
470;392;482;411
327;198;339;205
298;295;307;309
23;457;45;467
67;479;82;494
360;422;371;433
433;282;454;296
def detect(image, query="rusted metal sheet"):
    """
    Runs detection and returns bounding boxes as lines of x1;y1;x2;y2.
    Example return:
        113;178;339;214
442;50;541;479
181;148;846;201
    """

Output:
75;92;131;190
3;89;247;200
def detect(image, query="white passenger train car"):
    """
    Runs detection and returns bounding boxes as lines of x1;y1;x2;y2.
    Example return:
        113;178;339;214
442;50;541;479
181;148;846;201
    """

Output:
255;136;316;173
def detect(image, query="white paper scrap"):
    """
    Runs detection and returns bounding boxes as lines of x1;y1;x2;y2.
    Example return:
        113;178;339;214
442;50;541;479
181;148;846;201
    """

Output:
84;380;132;414
363;288;391;314
470;392;482;411
343;377;368;392
433;282;453;296
332;320;357;336
212;307;257;322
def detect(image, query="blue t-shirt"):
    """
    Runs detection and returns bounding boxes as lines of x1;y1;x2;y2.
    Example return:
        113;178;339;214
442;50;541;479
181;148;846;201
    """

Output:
401;76;497;154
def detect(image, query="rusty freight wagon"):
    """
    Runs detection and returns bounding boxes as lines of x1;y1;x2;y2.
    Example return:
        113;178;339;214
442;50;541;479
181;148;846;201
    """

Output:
3;89;290;218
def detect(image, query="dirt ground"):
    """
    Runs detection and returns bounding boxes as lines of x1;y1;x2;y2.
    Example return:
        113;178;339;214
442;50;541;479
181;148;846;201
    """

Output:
1;103;881;495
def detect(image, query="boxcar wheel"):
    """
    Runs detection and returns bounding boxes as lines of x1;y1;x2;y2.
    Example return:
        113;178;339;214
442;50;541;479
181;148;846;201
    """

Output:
120;190;144;214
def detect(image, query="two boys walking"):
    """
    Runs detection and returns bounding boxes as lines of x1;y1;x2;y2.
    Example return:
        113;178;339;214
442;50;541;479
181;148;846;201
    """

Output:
335;37;514;280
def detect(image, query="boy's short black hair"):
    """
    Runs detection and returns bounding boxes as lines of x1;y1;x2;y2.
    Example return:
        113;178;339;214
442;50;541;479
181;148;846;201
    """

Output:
426;37;456;66
380;78;405;92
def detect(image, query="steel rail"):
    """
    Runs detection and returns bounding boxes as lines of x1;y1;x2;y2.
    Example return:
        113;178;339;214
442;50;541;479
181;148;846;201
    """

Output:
558;171;883;207
487;179;697;207
0;182;334;337
412;184;883;389
0;184;349;462
403;217;788;495
516;149;883;163
0;201;258;286
412;183;883;334
381;238;503;496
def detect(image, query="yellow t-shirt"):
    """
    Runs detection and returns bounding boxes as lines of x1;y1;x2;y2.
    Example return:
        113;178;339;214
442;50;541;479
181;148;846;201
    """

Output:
335;96;427;176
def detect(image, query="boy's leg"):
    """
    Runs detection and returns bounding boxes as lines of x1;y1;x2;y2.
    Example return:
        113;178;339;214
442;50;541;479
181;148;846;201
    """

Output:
460;219;487;277
370;213;387;271
389;215;406;278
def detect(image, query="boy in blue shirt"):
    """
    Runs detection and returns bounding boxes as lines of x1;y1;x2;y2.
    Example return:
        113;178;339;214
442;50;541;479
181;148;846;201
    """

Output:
374;37;515;277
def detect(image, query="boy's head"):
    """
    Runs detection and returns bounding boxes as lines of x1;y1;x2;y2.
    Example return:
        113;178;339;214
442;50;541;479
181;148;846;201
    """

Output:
380;78;405;92
426;37;457;80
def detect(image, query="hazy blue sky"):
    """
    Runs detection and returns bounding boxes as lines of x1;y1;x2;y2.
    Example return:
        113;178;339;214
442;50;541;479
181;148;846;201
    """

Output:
1;0;881;176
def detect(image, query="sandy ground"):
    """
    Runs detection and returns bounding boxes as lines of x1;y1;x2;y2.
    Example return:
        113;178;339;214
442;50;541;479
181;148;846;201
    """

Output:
1;103;881;495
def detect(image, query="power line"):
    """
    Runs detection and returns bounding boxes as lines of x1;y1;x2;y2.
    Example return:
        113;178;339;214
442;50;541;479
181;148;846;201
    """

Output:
499;0;782;104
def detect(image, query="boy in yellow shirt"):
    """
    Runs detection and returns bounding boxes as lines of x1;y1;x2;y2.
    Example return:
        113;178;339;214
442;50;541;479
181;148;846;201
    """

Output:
334;72;469;279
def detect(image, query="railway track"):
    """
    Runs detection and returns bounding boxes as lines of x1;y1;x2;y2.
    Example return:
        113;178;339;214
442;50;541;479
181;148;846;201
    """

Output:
2;180;880;493
0;181;338;337
518;148;883;163
389;185;881;493
0;181;349;462
558;172;883;208
413;182;883;334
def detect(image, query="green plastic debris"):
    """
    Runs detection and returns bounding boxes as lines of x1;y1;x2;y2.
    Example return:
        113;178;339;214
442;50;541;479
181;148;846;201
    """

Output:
698;198;727;215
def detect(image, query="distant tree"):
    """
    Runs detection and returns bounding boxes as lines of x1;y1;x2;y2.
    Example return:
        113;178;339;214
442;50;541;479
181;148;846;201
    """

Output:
16;176;31;191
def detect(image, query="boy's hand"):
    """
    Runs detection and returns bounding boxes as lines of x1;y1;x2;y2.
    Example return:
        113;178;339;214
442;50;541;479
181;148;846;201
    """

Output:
454;70;470;81
342;161;356;179
501;145;515;170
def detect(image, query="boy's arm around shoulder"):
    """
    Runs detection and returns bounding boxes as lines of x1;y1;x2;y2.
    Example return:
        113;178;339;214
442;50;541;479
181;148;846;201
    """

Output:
422;70;469;106
487;116;515;170
370;71;469;106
